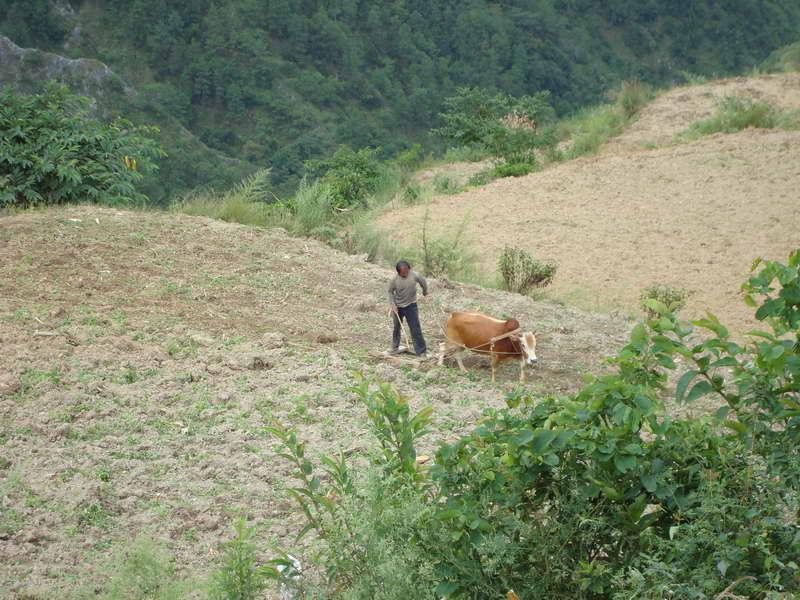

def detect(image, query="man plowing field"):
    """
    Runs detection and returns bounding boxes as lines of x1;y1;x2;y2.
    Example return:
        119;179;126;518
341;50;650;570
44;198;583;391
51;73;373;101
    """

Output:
387;260;429;358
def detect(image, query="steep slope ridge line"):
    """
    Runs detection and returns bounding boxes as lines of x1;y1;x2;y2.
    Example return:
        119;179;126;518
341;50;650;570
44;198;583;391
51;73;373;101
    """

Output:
0;206;628;597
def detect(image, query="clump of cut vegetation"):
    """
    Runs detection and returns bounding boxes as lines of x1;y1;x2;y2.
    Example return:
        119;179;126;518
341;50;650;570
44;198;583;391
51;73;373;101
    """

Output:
498;247;557;294
266;250;800;599
640;283;691;318
681;95;800;139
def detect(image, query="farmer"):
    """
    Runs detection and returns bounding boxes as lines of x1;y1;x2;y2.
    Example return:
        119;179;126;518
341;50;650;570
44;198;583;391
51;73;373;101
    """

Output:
388;260;428;357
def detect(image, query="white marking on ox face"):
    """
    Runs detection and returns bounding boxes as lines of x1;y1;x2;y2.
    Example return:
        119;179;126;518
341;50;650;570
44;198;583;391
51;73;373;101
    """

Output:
519;332;538;365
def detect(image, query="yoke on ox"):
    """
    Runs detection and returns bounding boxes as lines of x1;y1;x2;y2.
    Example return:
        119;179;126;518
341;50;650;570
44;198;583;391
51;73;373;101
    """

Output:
438;311;537;382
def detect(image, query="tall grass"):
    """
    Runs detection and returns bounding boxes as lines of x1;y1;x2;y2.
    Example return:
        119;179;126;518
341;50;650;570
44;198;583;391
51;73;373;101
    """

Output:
558;80;655;159
175;168;282;228
681;95;800;140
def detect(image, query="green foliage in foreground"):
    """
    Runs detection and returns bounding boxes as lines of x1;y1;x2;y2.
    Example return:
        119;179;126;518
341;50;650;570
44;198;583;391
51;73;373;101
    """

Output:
0;84;165;208
267;250;800;599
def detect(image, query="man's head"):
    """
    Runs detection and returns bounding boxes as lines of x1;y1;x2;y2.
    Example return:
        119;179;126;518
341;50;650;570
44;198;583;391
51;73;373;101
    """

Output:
395;260;411;277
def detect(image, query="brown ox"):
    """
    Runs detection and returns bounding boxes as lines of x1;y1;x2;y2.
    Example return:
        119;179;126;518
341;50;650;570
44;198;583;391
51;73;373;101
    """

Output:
438;312;537;382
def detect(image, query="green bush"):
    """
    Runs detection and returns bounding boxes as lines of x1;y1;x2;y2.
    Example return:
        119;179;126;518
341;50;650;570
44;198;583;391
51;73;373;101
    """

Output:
639;283;690;318
0;84;165;208
305;145;384;210
433;87;556;166
209;520;275;600
492;161;535;178
401;182;423;205
268;249;800;599
498;247;557;294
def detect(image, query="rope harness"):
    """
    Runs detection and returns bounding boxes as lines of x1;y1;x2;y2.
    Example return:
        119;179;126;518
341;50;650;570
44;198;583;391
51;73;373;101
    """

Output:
441;327;525;356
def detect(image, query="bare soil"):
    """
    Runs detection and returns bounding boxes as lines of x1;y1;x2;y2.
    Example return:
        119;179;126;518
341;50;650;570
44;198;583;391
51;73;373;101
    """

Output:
0;207;629;598
378;74;800;334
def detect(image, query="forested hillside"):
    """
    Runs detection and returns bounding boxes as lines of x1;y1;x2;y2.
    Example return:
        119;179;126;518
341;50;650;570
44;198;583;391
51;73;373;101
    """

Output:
2;0;800;199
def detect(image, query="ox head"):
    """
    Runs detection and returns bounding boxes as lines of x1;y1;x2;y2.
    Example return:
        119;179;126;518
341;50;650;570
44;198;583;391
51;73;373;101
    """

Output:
513;331;538;366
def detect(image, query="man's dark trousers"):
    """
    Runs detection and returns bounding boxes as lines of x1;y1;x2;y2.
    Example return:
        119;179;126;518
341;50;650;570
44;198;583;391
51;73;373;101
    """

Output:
393;302;427;355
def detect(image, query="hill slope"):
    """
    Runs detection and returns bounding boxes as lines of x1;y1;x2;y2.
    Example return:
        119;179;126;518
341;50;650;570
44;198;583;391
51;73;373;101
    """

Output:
377;73;800;333
3;1;800;195
0;206;628;597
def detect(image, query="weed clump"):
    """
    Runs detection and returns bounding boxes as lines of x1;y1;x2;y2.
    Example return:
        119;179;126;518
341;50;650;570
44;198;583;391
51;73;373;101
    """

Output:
498;247;557;294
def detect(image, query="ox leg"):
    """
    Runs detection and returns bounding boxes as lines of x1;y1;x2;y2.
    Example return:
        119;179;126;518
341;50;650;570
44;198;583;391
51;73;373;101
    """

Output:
491;355;499;383
455;352;467;373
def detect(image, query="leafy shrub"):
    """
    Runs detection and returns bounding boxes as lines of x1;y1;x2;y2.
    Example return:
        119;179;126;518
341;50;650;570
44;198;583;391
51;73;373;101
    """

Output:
498;247;557;294
267;250;800;600
493;161;534;178
209;520;274;600
267;377;438;598
433;87;556;165
394;144;426;169
305;145;384;210
639;283;690;318
0;84;165;208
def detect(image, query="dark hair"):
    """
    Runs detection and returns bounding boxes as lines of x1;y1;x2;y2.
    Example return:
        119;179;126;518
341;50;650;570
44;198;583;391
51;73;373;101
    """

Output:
395;260;411;273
